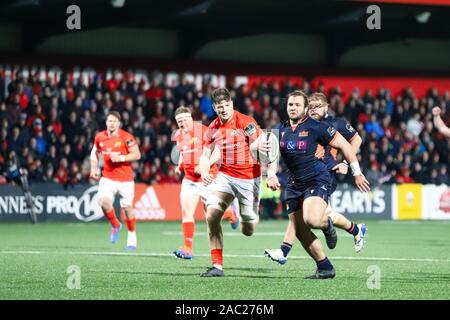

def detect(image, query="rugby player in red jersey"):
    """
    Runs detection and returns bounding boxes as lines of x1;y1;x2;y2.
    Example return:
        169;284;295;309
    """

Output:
90;111;141;250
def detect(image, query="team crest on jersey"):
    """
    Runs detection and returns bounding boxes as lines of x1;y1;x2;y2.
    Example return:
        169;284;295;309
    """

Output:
327;127;336;137
99;142;104;147
299;130;309;137
190;136;198;144
114;141;122;148
231;130;239;137
346;123;355;132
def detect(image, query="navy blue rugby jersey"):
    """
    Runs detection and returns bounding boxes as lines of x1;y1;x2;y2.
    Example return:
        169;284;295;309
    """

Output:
321;114;357;171
276;117;339;182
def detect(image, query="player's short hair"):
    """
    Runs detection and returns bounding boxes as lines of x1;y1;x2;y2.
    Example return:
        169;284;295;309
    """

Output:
106;111;121;121
287;90;309;106
309;92;328;105
174;106;192;118
211;88;231;104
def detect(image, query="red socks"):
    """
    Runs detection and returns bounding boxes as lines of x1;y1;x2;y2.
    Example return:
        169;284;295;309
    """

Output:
211;249;223;267
126;218;136;232
182;222;195;251
104;208;120;228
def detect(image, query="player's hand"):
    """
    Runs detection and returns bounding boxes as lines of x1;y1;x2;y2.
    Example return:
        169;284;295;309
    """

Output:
257;138;271;153
266;175;281;191
354;174;370;193
175;166;182;177
432;106;441;117
90;170;100;180
194;165;202;175
201;172;214;186
333;163;348;175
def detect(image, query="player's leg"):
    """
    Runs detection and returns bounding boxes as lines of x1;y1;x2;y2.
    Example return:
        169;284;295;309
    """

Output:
326;205;367;252
222;197;240;230
117;180;136;250
235;176;261;237
293;207;336;279
303;194;337;250
264;214;296;265
97;177;121;243
174;180;200;259
201;190;234;277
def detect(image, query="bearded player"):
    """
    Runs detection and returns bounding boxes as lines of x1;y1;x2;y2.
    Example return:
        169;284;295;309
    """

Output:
90;111;141;250
265;92;367;265
266;90;370;279
172;106;240;260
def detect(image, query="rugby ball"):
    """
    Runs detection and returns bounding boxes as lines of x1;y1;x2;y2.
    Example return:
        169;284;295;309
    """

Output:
258;132;280;164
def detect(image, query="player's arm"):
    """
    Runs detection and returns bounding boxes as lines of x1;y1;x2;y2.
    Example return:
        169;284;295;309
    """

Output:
111;145;141;162
328;133;370;192
199;145;214;185
246;121;272;160
89;144;101;180
266;156;281;191
432;106;450;138
334;133;362;174
175;152;184;176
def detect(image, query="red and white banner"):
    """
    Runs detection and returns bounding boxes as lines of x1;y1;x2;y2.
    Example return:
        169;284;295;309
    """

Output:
133;183;205;221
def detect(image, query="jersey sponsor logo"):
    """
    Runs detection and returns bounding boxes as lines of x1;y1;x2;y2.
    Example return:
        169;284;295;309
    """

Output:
244;123;257;136
298;140;307;151
287;141;296;151
114;141;122;148
346;123;355;133
299;130;309;137
327;127;336;137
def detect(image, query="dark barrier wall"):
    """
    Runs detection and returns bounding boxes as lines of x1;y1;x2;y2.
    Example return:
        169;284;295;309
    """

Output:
0;183;393;222
0;183;110;222
330;184;392;220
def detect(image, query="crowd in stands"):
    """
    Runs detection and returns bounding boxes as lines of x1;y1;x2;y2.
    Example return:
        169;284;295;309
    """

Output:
1;70;449;188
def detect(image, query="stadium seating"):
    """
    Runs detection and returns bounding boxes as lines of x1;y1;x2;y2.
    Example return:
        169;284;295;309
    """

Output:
0;70;449;188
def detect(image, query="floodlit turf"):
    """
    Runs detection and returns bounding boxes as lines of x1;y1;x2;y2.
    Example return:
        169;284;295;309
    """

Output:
0;220;449;300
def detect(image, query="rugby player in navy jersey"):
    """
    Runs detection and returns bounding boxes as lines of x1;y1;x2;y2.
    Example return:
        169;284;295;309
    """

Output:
265;92;367;265
265;90;370;279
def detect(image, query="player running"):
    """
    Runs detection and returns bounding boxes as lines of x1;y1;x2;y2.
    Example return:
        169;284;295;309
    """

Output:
172;106;240;260
266;90;370;279
265;92;367;265
90;111;141;250
199;87;271;277
432;106;450;139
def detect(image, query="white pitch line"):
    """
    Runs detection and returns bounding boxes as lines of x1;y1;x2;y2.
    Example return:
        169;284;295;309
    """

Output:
162;231;354;238
0;250;448;263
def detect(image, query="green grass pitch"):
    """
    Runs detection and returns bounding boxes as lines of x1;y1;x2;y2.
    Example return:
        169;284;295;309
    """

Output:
0;220;449;300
